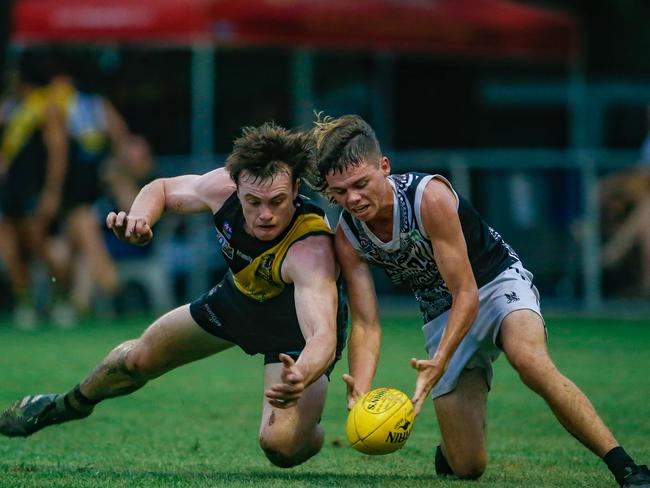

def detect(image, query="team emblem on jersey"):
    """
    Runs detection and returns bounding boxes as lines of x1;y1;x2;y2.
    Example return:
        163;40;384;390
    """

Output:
505;291;520;303
403;229;423;242
255;254;275;282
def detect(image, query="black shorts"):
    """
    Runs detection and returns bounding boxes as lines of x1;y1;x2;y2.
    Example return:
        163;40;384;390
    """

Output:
0;141;46;217
61;161;102;211
189;272;347;376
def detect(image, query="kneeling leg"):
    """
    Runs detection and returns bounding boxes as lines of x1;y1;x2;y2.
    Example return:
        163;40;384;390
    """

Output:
258;364;328;468
434;367;489;480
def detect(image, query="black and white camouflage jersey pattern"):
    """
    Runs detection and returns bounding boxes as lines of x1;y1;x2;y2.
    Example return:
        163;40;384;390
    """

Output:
339;173;519;323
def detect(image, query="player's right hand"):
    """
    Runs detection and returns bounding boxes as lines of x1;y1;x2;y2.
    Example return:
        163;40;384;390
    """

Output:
342;373;363;411
106;210;153;246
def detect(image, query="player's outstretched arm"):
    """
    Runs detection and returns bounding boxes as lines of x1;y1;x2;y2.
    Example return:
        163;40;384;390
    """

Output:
265;353;306;409
335;228;382;410
265;235;338;408
106;167;236;246
410;179;479;416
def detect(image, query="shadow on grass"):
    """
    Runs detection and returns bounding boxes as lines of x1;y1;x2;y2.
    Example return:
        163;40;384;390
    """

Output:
2;464;443;485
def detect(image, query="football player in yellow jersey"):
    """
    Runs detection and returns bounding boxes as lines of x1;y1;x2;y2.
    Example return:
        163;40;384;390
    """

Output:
0;123;346;469
0;53;68;329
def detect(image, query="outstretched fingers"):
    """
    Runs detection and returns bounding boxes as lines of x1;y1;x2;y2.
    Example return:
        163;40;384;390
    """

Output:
106;211;152;245
342;373;362;410
410;357;434;417
265;354;305;409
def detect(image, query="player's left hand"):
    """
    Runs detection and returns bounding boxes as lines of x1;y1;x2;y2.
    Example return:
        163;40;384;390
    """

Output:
265;353;305;409
410;356;446;416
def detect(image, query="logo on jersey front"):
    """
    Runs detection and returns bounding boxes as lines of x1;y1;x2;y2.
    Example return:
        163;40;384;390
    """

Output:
236;250;252;263
223;221;233;239
255;254;275;282
216;229;234;260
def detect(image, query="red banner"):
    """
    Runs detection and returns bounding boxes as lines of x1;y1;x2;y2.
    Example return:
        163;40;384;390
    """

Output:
12;0;578;60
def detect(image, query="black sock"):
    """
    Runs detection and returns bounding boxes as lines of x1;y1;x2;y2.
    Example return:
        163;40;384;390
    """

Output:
65;385;100;412
435;444;454;476
604;446;636;485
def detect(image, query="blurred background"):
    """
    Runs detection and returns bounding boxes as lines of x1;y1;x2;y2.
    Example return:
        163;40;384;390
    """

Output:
1;0;649;327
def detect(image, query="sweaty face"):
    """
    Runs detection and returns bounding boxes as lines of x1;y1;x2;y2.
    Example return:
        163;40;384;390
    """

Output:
237;169;298;241
325;157;391;222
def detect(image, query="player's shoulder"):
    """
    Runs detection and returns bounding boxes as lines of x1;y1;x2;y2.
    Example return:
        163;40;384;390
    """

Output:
196;167;237;211
296;194;327;217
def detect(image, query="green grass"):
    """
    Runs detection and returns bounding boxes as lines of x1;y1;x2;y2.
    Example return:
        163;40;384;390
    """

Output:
0;314;649;487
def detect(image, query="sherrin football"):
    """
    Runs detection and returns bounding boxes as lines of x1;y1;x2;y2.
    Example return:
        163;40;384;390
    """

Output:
346;387;415;455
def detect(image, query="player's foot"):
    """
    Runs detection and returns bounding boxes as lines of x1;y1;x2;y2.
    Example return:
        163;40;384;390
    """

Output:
0;394;91;437
621;464;650;488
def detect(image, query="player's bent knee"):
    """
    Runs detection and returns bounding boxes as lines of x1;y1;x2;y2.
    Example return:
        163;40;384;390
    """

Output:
260;444;319;469
451;458;486;480
454;461;486;480
511;354;557;392
262;448;304;468
446;450;486;480
259;433;322;468
120;342;161;380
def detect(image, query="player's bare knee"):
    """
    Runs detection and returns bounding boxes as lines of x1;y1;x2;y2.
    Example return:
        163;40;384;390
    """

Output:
451;456;486;480
259;441;310;468
259;431;322;468
455;466;485;480
444;445;486;479
119;341;157;381
510;352;556;391
262;448;304;468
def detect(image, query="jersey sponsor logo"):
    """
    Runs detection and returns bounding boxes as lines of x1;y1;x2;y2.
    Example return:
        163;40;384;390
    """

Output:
489;226;519;260
202;304;222;326
505;291;520;303
236;250;252;263
216;229;234;260
223;221;233;239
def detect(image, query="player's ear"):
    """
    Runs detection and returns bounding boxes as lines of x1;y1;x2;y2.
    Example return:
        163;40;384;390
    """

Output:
380;157;391;176
293;178;300;201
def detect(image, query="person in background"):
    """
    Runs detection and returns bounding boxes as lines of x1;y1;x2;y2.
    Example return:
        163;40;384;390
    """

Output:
45;68;131;323
80;134;156;313
600;103;650;297
0;53;68;329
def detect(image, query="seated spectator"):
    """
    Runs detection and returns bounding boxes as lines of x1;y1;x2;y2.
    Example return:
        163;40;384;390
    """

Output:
600;104;650;297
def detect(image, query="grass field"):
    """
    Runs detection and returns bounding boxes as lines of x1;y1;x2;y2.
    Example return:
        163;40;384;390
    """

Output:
1;314;649;487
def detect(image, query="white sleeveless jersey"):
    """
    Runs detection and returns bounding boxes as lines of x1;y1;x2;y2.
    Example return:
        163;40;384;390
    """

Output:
339;172;518;322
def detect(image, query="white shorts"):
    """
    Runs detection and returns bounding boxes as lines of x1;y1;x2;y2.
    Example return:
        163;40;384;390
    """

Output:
422;261;543;399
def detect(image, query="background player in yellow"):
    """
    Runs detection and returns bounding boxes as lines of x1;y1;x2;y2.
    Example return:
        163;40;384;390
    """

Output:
0;122;346;469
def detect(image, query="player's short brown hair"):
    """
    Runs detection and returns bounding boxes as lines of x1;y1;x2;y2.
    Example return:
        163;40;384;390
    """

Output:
226;122;314;186
308;114;382;191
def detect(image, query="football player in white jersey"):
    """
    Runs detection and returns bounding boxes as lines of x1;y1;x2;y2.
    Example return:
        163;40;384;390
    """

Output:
309;114;649;488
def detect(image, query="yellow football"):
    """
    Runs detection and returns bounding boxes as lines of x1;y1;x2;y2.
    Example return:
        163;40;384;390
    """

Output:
345;387;415;455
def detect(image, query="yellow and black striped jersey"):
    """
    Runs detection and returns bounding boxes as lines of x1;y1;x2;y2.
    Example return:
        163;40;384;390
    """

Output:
213;193;333;302
0;88;49;164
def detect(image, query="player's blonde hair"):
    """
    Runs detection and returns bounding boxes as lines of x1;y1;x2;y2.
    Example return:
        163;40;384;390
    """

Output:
307;113;382;191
